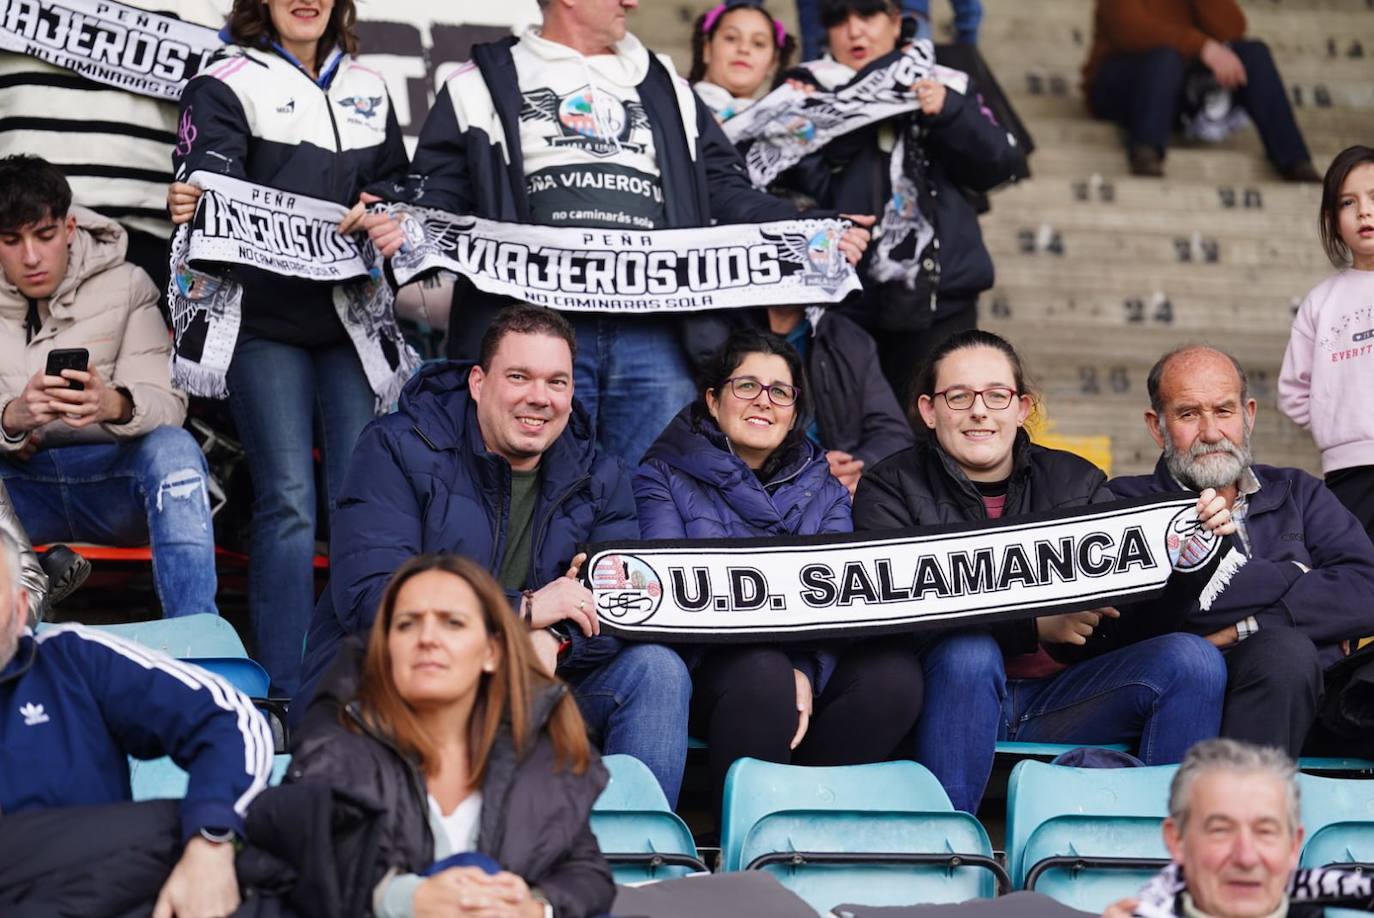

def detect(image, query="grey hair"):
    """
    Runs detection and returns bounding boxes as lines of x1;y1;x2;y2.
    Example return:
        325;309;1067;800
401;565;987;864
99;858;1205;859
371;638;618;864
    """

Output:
0;529;20;601
1169;738;1300;834
1146;345;1250;415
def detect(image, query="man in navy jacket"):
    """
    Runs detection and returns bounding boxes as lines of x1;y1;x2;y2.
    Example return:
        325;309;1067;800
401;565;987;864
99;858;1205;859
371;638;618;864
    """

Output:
1112;345;1374;756
0;530;273;918
297;304;692;805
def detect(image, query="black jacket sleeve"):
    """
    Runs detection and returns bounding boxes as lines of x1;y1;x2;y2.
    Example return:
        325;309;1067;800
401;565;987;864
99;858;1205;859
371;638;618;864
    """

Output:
173;75;251;180
923;80;1026;194
851;337;916;467
536;821;617;918
400;84;477;213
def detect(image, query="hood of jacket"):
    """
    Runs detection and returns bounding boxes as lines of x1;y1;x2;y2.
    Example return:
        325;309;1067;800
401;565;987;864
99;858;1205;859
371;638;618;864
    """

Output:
640;405;836;535
0;207;127;316
515;25;650;89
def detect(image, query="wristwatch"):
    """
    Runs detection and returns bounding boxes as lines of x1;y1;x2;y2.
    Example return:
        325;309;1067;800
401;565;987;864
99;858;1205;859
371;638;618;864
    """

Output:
532;889;554;918
198;826;238;846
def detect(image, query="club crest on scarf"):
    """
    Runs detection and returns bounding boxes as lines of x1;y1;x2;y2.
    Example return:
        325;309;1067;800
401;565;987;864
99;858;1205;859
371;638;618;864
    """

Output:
520;86;650;157
591;554;664;625
761;224;850;294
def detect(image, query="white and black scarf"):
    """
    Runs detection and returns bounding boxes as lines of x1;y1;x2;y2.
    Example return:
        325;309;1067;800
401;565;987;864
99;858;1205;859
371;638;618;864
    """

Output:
1133;863;1374;917
167;172;418;410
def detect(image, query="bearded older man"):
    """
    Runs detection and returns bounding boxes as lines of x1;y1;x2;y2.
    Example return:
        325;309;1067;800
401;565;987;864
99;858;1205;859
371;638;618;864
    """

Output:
1112;346;1374;757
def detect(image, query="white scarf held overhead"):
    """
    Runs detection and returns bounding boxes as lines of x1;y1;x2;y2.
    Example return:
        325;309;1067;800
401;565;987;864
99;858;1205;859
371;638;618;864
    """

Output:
723;41;967;189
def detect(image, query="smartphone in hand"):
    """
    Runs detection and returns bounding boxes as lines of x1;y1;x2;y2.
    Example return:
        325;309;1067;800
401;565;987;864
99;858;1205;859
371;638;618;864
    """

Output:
45;348;90;391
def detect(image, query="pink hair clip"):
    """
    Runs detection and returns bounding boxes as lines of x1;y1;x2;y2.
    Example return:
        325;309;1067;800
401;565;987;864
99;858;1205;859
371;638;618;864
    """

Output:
702;1;789;48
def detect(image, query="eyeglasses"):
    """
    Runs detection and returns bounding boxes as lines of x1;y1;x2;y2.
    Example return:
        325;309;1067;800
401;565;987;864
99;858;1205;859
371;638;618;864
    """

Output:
723;376;799;407
931;386;1017;411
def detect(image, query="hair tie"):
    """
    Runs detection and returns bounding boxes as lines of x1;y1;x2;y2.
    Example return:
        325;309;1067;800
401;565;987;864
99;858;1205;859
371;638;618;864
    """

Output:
701;0;790;49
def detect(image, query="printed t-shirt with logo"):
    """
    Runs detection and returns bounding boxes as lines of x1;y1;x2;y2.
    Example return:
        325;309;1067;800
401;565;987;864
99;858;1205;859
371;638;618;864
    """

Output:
511;29;666;231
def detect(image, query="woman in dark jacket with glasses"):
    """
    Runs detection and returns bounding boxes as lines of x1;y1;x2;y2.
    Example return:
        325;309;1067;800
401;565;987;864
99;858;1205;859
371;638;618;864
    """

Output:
634;328;923;823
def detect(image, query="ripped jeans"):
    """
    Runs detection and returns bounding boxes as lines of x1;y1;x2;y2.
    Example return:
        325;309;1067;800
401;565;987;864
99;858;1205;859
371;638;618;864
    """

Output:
0;426;218;617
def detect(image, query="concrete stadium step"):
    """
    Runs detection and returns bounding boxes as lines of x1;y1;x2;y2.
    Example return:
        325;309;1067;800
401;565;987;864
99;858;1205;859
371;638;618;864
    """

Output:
987;190;1328;239
1023;115;1361;162
982;284;1303;342
990;173;1320;216
1009;94;1369;138
984;226;1333;271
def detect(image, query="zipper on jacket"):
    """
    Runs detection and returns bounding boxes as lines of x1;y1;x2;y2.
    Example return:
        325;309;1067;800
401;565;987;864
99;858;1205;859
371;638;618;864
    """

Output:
344;702;435;855
529;474;590;588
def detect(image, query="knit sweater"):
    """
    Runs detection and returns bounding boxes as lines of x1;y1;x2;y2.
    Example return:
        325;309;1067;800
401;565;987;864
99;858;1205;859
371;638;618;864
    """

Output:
1279;268;1374;473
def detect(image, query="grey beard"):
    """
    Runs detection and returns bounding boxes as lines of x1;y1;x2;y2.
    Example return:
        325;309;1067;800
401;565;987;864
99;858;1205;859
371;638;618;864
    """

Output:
1163;425;1253;491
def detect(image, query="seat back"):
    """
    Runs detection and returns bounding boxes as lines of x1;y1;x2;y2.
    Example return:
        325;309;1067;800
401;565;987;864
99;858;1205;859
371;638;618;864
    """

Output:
131;753;291;801
720;759;1002;912
1006;760;1177;894
739;809;999;911
1299;773;1374;870
183;657;271;698
1020;814;1168;912
37;614;248;659
591;755;703;884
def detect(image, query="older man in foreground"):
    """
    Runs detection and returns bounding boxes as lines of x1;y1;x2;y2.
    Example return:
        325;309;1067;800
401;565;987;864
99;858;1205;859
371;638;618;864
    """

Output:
1105;738;1374;917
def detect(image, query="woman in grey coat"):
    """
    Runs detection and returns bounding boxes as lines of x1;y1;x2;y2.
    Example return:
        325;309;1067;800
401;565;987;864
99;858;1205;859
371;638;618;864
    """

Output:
289;554;614;918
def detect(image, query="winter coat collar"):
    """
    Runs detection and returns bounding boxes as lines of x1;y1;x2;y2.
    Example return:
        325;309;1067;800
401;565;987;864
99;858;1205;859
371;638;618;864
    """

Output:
1146;456;1293;518
396;360;602;498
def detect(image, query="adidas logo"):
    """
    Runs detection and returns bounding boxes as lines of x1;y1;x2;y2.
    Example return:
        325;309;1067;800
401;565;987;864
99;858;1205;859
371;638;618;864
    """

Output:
276;99;295;114
20;702;49;726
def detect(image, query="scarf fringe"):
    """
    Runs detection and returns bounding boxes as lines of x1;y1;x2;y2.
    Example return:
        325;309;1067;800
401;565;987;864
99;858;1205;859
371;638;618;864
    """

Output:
1199;547;1247;611
171;357;230;400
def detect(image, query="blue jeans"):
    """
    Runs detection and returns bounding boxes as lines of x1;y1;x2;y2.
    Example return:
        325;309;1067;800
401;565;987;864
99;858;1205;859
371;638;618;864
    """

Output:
226;338;375;697
1089;42;1310;170
0;426;217;616
569;316;697;467
795;0;982;59
914;631;1226;813
564;643;692;807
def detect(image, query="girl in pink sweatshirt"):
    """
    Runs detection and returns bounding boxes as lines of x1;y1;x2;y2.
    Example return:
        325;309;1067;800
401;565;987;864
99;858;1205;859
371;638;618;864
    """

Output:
1279;144;1374;538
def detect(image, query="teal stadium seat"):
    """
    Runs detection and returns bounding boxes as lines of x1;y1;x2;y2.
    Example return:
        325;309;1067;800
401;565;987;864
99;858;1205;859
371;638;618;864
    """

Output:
996;741;1130;759
183;657;271;698
590;754;707;883
1297;774;1374;918
720;758;1007;914
1006;760;1176;913
131;753;291;801
36;614;248;659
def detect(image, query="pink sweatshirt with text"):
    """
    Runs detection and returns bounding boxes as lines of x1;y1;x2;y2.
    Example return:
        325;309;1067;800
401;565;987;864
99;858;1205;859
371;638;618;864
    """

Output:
1279;269;1374;473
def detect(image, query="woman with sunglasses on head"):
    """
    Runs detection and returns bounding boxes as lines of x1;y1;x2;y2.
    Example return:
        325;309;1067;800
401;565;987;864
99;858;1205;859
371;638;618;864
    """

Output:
290;553;612;918
634;328;923;825
853;330;1236;814
689;0;796;123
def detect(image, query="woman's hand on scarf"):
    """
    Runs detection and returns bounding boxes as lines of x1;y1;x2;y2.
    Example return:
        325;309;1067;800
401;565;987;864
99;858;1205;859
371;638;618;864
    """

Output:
837;213;875;265
912;78;946;116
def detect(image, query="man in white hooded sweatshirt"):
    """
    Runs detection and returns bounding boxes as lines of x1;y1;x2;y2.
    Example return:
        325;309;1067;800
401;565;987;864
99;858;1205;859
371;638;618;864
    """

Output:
367;0;871;467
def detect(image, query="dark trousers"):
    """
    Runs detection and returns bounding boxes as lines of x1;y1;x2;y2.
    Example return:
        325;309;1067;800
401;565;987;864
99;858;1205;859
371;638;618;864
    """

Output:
1220;627;1324;757
690;641;924;821
876;303;980;414
1326;466;1374;544
1089;42;1310;170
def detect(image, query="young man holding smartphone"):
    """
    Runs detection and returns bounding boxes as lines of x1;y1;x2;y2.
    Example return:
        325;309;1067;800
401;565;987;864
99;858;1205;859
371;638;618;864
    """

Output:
0;155;217;619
